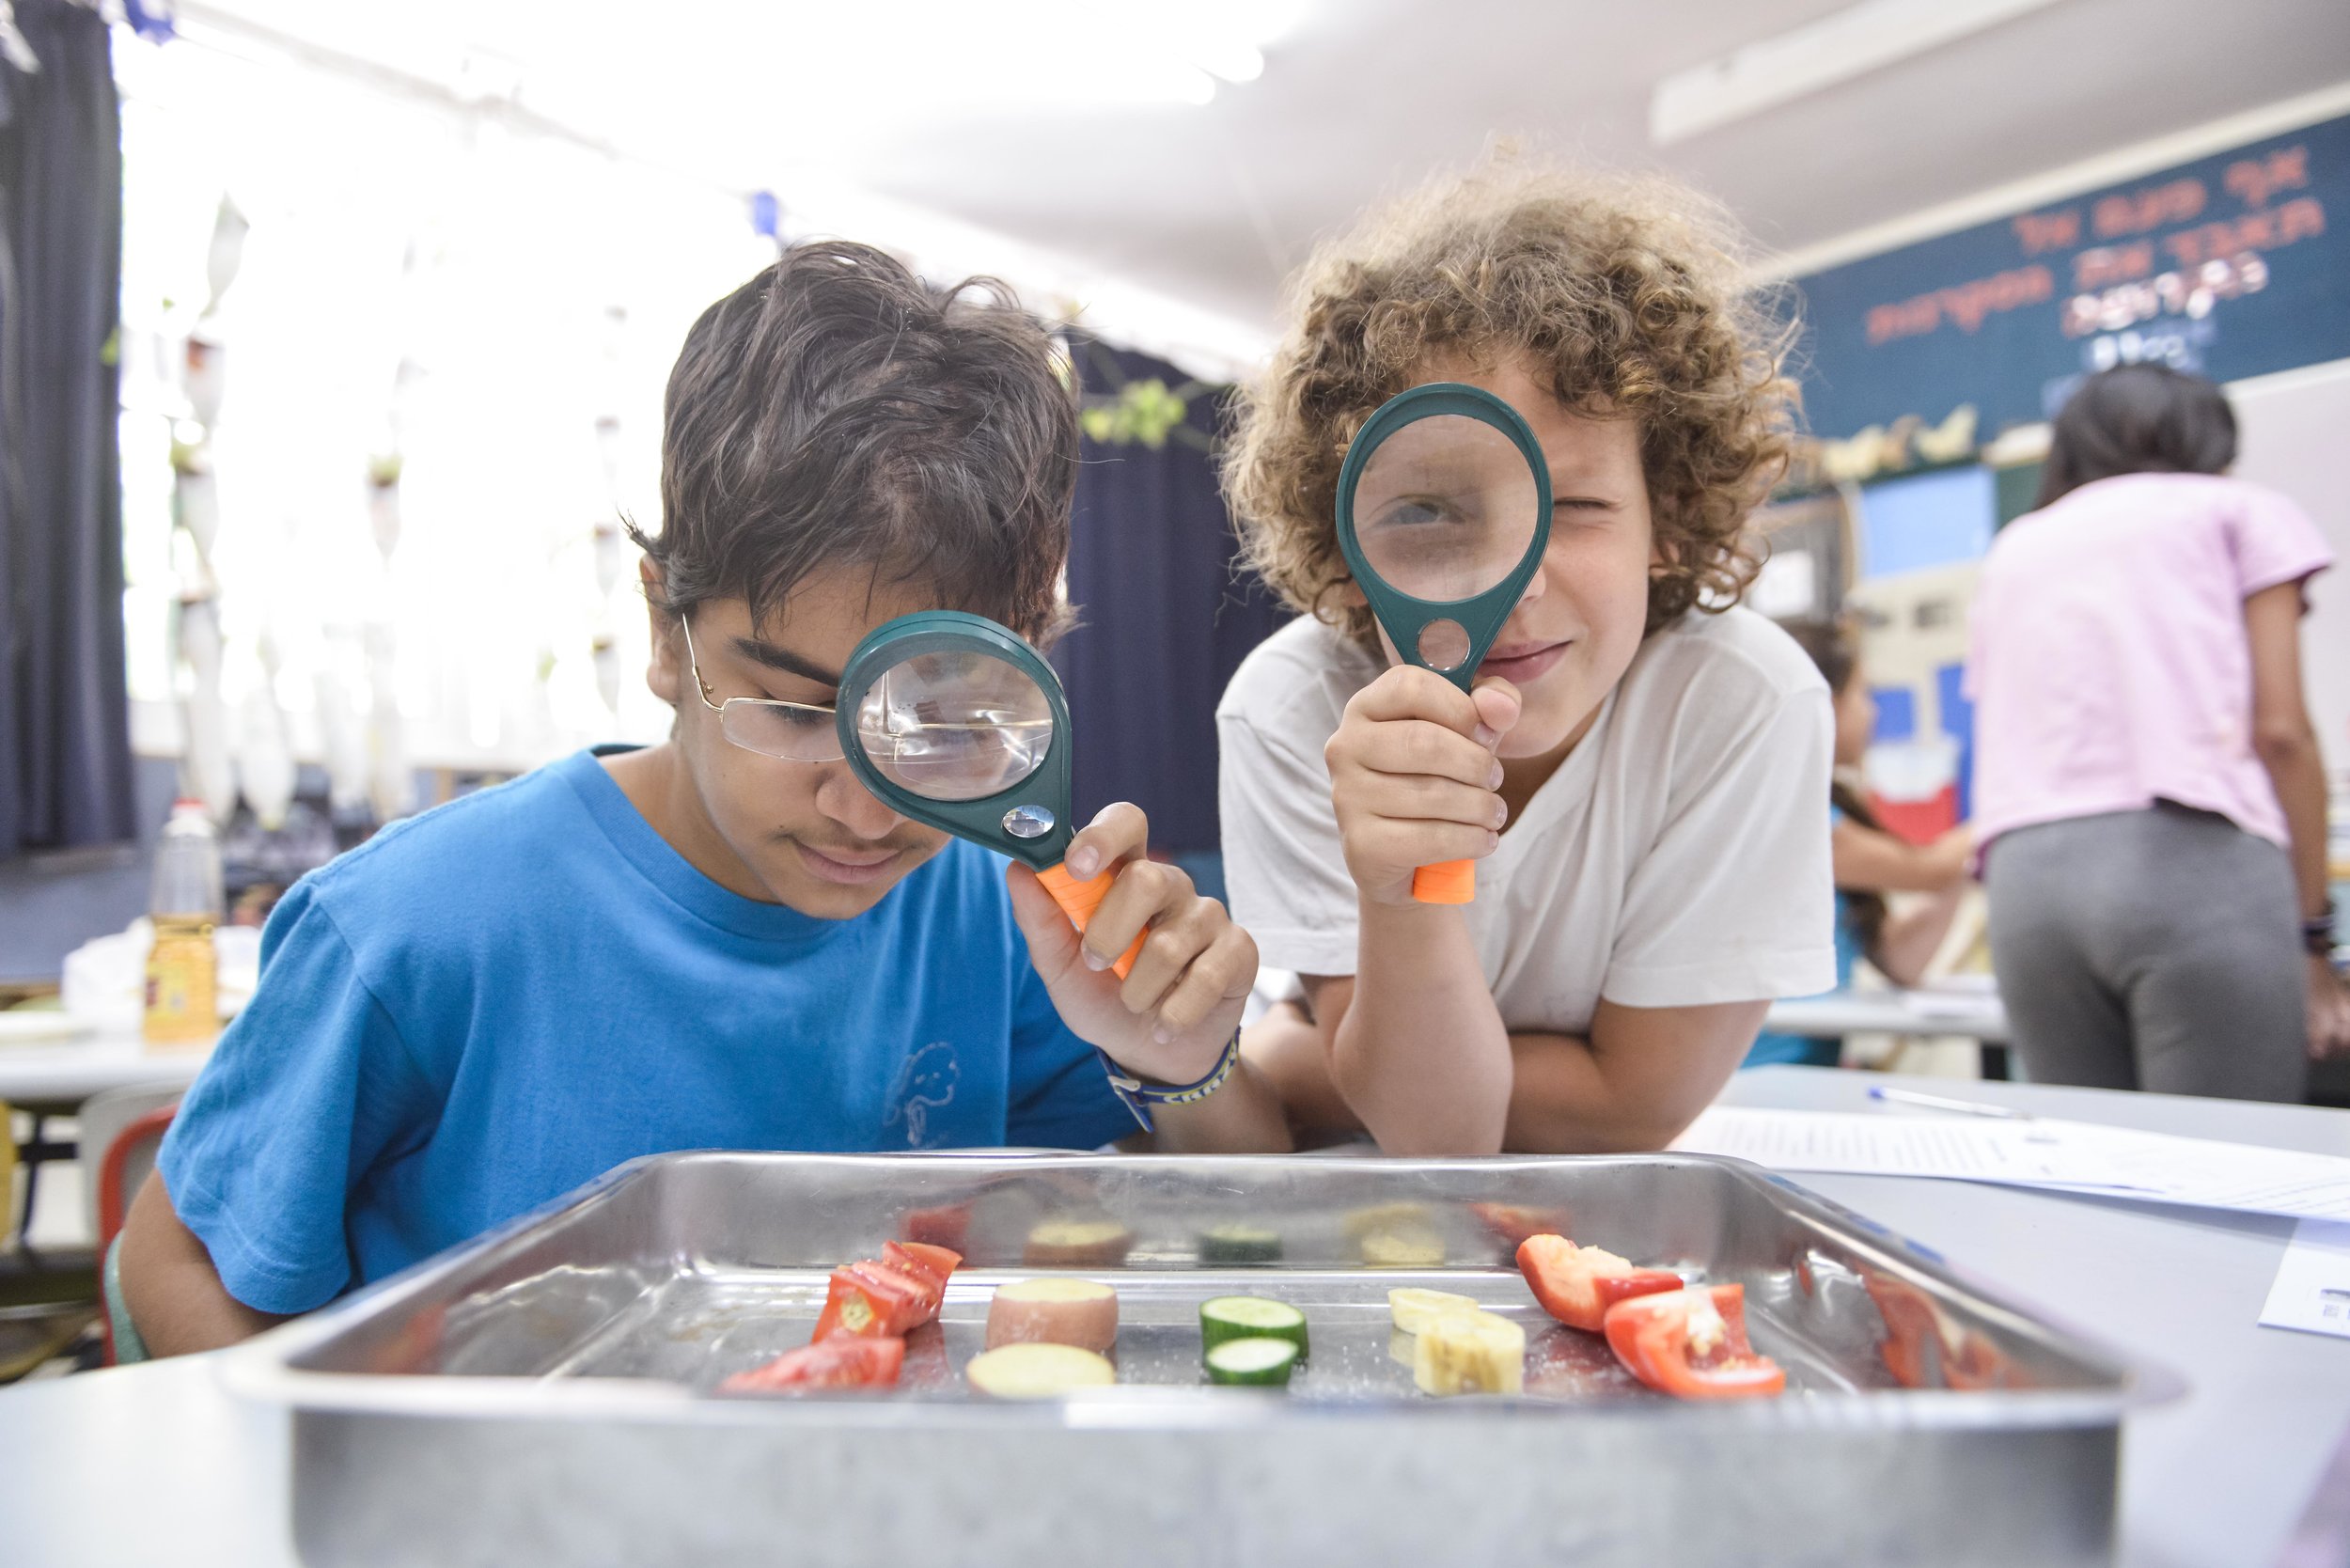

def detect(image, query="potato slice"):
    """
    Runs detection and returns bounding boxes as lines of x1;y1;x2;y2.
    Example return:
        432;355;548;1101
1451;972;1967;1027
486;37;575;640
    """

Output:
965;1342;1116;1399
1414;1309;1526;1397
985;1278;1120;1353
1022;1218;1135;1267
1387;1287;1480;1334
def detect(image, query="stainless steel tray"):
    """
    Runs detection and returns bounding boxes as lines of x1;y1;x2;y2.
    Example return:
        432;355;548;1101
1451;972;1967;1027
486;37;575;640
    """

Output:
226;1151;2179;1568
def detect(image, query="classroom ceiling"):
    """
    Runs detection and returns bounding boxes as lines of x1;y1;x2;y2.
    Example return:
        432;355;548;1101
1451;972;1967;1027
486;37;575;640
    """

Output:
172;0;2350;345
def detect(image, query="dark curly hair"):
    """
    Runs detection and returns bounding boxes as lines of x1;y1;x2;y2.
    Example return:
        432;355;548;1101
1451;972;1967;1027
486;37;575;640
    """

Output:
1222;157;1798;646
630;240;1079;645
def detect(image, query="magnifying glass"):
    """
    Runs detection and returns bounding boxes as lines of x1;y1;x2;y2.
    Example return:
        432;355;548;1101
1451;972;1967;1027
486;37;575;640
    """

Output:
836;611;1146;977
1335;383;1551;905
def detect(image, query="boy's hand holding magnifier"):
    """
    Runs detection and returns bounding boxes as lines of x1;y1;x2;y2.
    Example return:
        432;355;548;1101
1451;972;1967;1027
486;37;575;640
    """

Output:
836;613;1260;1124
1328;667;1522;906
1324;384;1553;908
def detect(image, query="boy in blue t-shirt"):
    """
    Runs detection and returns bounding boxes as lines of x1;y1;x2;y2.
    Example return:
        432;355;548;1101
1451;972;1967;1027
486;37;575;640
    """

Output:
120;243;1290;1355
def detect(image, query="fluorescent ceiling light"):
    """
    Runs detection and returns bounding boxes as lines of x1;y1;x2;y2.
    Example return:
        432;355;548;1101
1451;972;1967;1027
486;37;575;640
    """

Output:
1650;0;2067;146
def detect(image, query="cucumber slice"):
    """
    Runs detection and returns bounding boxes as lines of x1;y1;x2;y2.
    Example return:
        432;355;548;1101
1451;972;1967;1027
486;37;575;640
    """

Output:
1199;1295;1309;1356
1198;1224;1283;1265
1205;1336;1299;1387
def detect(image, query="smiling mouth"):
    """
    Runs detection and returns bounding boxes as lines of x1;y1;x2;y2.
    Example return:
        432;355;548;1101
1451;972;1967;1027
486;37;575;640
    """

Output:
1479;640;1571;680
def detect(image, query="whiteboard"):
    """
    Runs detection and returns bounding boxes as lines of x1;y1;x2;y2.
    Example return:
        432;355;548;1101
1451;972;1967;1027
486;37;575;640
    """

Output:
2229;356;2350;784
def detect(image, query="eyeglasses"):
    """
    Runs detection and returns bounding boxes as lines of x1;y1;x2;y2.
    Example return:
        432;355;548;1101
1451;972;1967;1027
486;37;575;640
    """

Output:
679;617;845;763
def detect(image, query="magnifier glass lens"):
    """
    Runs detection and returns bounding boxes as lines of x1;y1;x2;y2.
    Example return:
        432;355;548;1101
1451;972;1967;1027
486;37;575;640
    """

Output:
854;649;1056;802
1353;413;1543;605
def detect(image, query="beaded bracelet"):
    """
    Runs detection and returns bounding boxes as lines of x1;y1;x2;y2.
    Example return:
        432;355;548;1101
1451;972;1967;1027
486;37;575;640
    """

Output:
1097;1027;1243;1134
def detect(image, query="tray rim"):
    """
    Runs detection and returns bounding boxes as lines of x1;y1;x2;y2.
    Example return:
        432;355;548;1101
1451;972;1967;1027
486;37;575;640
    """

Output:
219;1148;2188;1429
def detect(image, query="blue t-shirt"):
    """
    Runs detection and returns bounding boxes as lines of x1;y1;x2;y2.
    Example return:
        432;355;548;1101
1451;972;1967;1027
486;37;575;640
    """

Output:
158;748;1135;1314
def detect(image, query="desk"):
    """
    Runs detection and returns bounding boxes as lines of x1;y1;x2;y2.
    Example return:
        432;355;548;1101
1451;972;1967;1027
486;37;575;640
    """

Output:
1;1068;2344;1568
0;1026;214;1107
1763;988;2011;1043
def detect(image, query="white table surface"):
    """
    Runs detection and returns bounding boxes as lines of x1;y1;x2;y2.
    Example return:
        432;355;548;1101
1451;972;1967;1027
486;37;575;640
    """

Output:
0;1025;215;1105
1764;988;2013;1043
2;1067;2345;1568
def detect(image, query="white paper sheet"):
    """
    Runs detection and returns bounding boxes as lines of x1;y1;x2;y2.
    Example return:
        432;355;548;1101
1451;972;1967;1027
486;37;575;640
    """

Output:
1673;1106;2350;1223
2261;1220;2350;1340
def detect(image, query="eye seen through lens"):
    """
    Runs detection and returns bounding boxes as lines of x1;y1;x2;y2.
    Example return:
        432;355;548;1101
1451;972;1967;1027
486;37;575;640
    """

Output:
854;649;1056;802
1352;412;1542;605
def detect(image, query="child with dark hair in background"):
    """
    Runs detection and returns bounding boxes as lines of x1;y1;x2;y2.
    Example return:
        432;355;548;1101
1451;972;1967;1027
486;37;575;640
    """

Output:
1743;619;1973;1068
121;243;1290;1356
1970;363;2349;1097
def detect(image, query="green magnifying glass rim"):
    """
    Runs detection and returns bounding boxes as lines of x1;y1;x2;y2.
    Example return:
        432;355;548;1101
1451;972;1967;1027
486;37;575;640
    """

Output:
1335;382;1554;693
833;609;1076;871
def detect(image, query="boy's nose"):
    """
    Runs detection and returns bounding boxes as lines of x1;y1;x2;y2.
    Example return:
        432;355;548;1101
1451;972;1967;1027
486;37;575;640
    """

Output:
817;767;906;840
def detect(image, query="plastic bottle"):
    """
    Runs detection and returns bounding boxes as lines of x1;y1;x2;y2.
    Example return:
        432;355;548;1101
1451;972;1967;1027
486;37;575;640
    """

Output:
144;799;225;1044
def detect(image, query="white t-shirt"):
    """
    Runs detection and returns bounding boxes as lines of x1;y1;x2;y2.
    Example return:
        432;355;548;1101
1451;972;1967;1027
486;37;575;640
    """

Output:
1215;605;1837;1032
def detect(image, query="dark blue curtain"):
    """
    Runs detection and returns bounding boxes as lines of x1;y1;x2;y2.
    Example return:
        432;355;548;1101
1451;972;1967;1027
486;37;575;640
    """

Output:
1055;338;1288;859
0;0;133;855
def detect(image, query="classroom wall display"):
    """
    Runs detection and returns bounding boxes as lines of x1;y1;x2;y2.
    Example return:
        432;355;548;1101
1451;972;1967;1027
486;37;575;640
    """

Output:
1849;561;1979;843
1857;466;1997;580
1748;490;1852;623
1795;112;2350;444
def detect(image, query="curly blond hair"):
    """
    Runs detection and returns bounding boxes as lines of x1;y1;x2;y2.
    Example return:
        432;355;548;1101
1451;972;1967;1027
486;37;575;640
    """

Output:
1223;157;1798;645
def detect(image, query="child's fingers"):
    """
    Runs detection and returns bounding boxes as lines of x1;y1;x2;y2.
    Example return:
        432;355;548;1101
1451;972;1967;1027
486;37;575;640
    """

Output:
1060;801;1150;883
1348;665;1491;739
1079;854;1187;976
1116;886;1220;1018
1004;862;1085;982
1145;922;1258;1046
1346;718;1503;790
1468;677;1522;737
1353;774;1510;832
1353;817;1502;870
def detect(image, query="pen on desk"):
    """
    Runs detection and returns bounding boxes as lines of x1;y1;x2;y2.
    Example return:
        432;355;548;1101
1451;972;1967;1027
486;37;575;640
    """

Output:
1868;1085;2030;1121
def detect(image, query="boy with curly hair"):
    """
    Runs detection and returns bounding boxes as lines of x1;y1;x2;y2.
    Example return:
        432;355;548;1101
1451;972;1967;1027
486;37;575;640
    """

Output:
1217;162;1835;1155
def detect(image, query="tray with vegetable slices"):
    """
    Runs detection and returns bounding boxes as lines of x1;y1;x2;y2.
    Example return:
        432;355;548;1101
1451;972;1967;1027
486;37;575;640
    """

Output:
226;1151;2178;1568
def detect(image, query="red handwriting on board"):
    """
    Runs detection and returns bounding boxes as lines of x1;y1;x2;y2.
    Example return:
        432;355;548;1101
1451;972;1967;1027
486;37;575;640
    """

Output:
1865;265;2055;345
2162;197;2326;268
2013;209;2081;255
2223;147;2311;209
2092;179;2207;239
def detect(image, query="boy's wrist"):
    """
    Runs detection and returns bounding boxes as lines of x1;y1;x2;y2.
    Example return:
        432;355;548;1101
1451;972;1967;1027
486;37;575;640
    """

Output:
1097;1027;1243;1133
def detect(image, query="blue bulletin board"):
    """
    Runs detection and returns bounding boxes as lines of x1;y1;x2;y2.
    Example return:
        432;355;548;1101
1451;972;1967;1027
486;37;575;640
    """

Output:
1795;113;2350;442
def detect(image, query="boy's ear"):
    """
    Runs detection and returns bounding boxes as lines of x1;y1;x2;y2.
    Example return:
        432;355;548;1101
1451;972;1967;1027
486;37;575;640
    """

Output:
641;557;682;707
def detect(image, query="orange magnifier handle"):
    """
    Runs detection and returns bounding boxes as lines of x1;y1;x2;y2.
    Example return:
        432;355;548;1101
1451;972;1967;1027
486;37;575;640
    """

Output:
1035;861;1148;979
1412;859;1476;905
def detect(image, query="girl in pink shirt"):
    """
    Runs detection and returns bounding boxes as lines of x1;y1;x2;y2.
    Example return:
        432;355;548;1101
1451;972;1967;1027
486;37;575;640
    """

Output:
1969;364;2349;1098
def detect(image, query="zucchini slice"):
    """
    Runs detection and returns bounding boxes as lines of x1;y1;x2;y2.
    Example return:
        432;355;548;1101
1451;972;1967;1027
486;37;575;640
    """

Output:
1198;1224;1284;1265
1205;1336;1299;1387
1199;1295;1309;1356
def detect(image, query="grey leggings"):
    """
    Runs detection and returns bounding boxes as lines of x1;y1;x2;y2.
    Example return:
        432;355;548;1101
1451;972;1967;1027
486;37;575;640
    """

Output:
1984;805;2307;1102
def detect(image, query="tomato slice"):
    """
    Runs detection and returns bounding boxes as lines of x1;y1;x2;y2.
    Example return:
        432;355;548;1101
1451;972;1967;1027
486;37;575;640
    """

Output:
1602;1284;1786;1401
1469;1203;1570;1250
902;1204;972;1255
1863;1272;2027;1391
719;1331;905;1394
1516;1234;1684;1332
811;1259;938;1341
885;1241;964;1289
